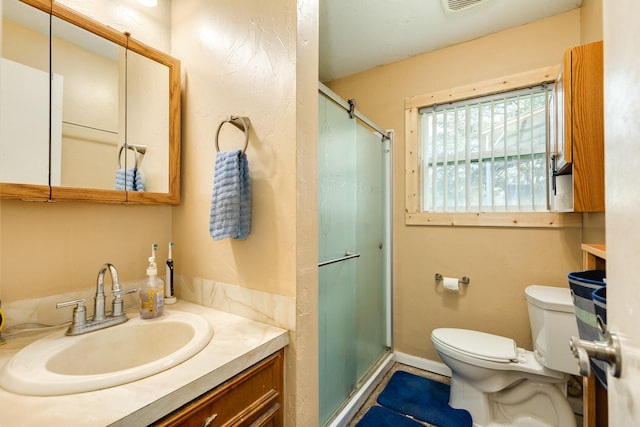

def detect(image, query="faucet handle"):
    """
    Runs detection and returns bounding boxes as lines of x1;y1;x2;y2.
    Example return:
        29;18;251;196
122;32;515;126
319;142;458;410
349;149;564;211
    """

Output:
113;288;137;297
112;288;137;317
56;298;87;329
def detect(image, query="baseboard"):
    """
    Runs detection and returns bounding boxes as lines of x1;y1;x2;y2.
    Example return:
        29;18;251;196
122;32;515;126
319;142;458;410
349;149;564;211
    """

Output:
394;351;452;378
326;352;395;427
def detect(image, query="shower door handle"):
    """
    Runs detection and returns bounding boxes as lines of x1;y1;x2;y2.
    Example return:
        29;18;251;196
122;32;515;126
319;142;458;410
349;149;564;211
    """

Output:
318;251;361;267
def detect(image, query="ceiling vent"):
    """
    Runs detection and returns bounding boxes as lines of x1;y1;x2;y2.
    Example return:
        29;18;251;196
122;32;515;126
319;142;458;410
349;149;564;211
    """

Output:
441;0;490;13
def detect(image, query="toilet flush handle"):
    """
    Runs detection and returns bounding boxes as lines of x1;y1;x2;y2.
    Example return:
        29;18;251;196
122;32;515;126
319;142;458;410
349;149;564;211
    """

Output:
569;331;622;378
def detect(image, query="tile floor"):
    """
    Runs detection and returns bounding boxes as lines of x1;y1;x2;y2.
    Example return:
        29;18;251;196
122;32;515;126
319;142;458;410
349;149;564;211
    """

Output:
346;362;584;427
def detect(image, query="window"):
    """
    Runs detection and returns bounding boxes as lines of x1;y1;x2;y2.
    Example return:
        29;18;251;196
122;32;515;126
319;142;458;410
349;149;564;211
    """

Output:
404;67;581;227
420;85;550;213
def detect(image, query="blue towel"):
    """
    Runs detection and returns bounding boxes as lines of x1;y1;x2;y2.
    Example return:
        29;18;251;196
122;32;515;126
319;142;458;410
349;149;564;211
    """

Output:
134;169;145;191
115;168;136;190
115;168;145;191
209;150;251;240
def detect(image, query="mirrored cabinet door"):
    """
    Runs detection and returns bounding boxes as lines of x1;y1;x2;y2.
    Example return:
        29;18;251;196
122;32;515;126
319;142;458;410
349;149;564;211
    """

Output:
0;0;51;197
51;14;126;193
1;0;181;205
125;35;181;205
125;49;170;194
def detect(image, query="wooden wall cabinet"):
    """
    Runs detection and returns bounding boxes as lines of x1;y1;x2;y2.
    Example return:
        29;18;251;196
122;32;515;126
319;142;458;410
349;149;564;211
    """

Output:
153;350;284;427
551;41;604;212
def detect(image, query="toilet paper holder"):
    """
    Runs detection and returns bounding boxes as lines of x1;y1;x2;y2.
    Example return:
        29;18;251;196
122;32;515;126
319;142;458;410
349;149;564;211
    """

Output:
435;273;470;286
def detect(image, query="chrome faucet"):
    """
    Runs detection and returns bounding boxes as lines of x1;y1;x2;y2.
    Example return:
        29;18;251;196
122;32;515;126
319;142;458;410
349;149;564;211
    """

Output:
56;263;137;336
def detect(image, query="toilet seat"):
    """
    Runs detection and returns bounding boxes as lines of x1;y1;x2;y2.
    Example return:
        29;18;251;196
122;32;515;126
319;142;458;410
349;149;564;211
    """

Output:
431;328;565;380
431;328;518;363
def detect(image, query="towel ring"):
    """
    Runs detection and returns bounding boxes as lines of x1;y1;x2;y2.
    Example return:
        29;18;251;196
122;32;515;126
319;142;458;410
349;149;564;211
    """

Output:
215;116;250;156
118;145;139;169
118;144;147;169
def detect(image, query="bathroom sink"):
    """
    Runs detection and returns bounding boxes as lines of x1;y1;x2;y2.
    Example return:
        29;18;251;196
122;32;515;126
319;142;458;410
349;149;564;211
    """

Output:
0;310;213;396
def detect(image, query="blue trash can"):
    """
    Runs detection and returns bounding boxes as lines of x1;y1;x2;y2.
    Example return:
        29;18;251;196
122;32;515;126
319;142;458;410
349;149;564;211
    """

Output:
592;286;607;339
568;270;607;389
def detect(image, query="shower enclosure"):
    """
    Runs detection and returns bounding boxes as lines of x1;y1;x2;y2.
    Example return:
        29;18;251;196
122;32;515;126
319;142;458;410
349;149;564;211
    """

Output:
318;83;392;426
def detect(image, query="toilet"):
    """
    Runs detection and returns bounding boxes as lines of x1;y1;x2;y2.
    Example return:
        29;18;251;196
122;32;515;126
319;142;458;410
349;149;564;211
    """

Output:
431;285;580;427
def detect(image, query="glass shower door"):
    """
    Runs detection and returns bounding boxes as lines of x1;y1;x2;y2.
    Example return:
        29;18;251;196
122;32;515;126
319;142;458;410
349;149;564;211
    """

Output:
354;123;387;382
318;94;388;425
318;94;357;425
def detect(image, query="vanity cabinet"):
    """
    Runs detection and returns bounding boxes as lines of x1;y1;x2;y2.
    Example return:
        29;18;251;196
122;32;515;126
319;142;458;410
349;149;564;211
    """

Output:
153;350;284;427
550;41;604;212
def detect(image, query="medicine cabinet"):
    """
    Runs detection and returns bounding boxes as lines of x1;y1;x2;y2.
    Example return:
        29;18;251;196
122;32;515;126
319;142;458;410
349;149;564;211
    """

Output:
550;41;604;212
0;0;181;204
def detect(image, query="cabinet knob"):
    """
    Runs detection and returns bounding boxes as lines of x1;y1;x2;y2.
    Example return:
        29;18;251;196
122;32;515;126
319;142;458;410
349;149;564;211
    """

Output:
203;413;218;427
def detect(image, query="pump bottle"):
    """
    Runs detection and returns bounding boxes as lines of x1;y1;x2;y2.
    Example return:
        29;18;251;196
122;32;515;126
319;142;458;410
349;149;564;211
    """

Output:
140;244;164;319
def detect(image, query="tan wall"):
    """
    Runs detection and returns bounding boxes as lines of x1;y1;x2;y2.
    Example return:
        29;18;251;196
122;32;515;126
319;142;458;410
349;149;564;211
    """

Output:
0;201;172;302
581;0;604;44
327;10;587;362
293;0;320;425
171;1;317;425
171;0;299;298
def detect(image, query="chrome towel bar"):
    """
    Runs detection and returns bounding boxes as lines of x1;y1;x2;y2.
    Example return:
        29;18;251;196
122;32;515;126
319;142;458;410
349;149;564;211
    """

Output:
318;251;361;267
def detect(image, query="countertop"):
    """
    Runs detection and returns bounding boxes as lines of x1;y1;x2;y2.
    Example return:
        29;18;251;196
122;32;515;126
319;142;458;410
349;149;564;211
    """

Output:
0;301;289;426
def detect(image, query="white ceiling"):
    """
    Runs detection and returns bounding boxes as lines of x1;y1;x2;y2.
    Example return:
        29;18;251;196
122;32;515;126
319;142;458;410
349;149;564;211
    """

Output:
319;0;583;82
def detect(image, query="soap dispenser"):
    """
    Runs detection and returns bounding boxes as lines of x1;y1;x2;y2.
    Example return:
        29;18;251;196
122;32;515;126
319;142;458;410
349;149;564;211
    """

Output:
140;243;164;319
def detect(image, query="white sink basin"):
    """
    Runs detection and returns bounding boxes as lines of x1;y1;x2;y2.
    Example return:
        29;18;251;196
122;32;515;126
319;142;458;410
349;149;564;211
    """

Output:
0;310;213;396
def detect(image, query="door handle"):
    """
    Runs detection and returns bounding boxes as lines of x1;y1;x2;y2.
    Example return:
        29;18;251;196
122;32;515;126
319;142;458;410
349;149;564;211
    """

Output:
569;331;622;378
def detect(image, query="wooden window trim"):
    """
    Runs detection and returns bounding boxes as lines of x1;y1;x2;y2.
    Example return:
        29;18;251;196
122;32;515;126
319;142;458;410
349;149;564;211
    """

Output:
405;65;582;228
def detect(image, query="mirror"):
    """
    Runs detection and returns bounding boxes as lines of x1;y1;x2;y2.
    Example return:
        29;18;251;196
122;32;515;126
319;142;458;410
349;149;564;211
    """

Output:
0;0;180;204
51;14;124;191
125;49;170;194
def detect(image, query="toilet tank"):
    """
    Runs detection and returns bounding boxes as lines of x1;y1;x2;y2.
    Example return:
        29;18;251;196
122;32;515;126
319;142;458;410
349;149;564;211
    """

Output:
525;285;580;375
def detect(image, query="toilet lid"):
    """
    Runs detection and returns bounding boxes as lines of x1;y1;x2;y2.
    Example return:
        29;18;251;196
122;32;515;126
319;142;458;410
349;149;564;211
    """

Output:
432;328;517;363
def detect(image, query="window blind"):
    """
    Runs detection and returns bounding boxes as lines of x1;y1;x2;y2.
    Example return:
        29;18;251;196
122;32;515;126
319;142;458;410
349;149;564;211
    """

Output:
419;84;551;213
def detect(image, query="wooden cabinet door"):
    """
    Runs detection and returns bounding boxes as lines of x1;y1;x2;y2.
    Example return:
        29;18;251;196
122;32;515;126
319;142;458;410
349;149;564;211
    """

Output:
571;41;604;212
154;350;284;427
552;41;604;212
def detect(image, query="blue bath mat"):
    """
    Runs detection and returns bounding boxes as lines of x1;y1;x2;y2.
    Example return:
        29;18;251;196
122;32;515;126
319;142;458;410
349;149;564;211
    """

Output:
377;370;472;427
355;405;424;427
